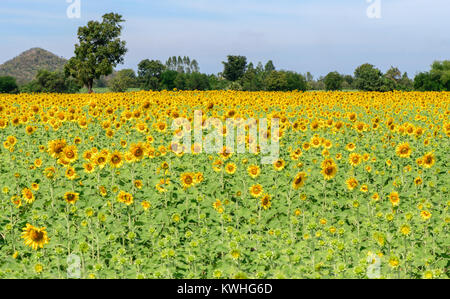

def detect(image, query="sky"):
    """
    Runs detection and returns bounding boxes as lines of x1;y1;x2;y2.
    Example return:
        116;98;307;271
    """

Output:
0;0;449;78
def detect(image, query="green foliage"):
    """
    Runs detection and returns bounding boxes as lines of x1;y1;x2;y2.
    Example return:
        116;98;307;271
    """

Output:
240;63;264;91
0;48;67;85
174;72;187;90
208;75;229;90
430;61;450;90
138;59;165;91
265;71;288;91
324;71;344;91
414;61;450;91
160;70;179;90
185;72;210;90
19;70;80;93
222;56;247;82
284;71;307;91
65;13;128;93
264;60;275;73
397;73;413;91
354;63;383;91
109;69;137;92
0;76;18;93
414;72;441;91
19;80;42;94
265;71;307;91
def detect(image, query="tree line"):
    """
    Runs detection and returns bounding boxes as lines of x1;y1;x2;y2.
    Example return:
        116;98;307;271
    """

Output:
1;12;449;94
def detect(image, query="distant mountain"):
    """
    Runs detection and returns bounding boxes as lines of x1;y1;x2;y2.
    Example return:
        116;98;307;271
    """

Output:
0;48;67;85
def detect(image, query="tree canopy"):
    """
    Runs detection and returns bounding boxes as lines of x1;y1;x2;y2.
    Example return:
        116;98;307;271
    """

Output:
0;76;18;94
222;56;247;82
65;13;127;93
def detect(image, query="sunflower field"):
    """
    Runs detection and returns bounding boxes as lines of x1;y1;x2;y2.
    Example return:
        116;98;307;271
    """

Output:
0;90;448;279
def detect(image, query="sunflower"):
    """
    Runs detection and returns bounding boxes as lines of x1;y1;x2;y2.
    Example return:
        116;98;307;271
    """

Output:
83;162;95;173
156;179;170;193
389;256;399;268
141;200;151;211
261;194;271;210
44;166;56;179
400;224;411;236
225;163;237;174
11;195;22;208
105;129;114;138
310;135;321;148
21;224;49;250
348;153;362;167
292;172;307;189
421;152;435;168
420;210;431;220
273;159;285;171
136;122;148;133
109;151;124;168
247;165;261;178
7;136;17;147
414;177;423;186
219;146;233;160
94;153;108;169
22;188;35;204
161;161;169;170
360;184;368;193
181;172;195;189
34;158;42;168
65;166;77;180
372;193;380;201
62;145;78;163
155;121;167;132
249;184;263;198
47;139;67;158
321;164;337;180
117;191;134;206
64;191;79;204
31;183;39;191
25;125;36;135
346;177;358;191
83;150;93;161
194;172;203;184
389;191;400;207
395;142;412;158
129;143;146;161
211;199;221;210
134;180;143;189
0;119;8;129
99;186;107;197
345;143;356;151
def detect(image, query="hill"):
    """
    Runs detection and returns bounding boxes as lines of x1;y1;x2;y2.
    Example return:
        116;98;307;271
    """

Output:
0;48;67;85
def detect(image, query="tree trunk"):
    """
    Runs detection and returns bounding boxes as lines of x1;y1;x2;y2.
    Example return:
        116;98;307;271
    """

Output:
87;79;94;94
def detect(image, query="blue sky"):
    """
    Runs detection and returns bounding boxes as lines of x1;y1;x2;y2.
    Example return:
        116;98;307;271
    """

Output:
0;0;449;77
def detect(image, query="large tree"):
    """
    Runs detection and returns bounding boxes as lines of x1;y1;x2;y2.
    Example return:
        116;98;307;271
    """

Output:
324;71;344;91
65;13;127;93
380;66;402;91
137;59;165;91
222;55;247;82
414;61;450;91
354;63;383;91
0;76;18;94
